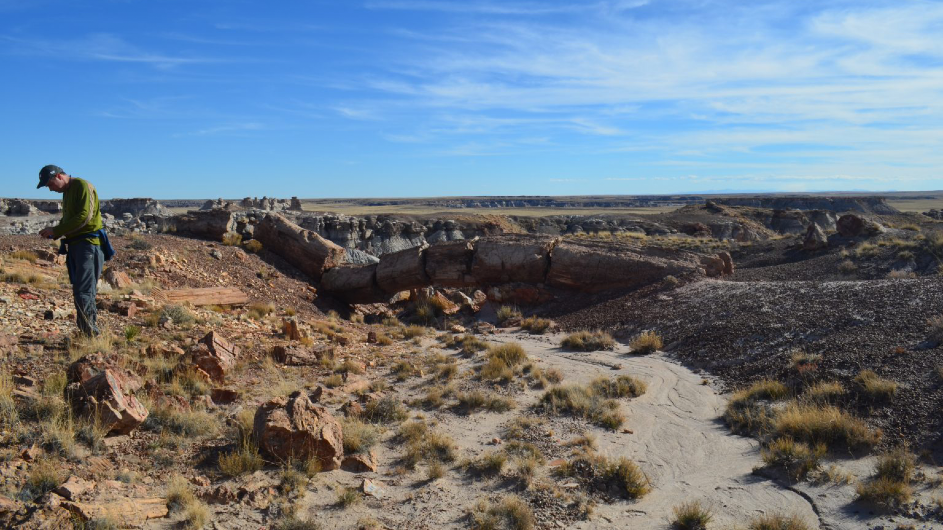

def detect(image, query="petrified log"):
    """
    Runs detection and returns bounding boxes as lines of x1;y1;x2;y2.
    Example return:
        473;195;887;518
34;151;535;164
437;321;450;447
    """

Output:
424;240;476;287
376;245;429;293
470;235;557;284
321;264;385;304
547;239;700;291
255;213;346;280
253;391;344;470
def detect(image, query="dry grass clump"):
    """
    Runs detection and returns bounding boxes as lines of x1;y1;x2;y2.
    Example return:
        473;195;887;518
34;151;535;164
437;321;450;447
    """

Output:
341;418;381;454
247;303;276;320
854;369;898;401
398;420;457;470
590;375;647;398
322;374;343;388
747;513;812;530
520;316;552;334
723;380;789;433
838;260;858;275
218;441;264;477
480;343;528;382
537;383;625;430
402;324;428;339
455;390;516;413
455;335;489;355
243;239;263;253
363;396;408;424
0;370;18;429
166;474;210;529
800;381;845;404
761;437;826;480
854;447;916;510
629;331;663;354
559;451;650;499
11;250;39;263
496;305;523;326
789;350;821;372
464;450;508;476
560;330;615;351
671;500;713;530
146;407;220;438
21;459;63;501
222;232;242;246
469;495;535;530
772;403;880;451
391;361;417;381
336;487;361;508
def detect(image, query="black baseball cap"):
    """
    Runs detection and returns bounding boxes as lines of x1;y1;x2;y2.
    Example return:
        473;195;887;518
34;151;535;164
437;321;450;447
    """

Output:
37;165;65;189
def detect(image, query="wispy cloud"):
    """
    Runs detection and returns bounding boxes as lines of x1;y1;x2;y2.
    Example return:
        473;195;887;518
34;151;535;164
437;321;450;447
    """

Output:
175;122;265;137
3;33;222;68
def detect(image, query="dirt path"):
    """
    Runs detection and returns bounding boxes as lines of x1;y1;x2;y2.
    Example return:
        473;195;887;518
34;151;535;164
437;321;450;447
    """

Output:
491;332;821;529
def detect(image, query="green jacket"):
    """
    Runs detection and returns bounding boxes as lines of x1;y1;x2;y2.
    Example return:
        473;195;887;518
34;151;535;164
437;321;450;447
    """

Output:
53;178;103;244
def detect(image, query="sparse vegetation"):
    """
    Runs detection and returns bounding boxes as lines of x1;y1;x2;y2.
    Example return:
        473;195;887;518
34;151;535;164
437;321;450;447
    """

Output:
337;487;362;508
480;343;529;382
801;381;845;404
724;380;789;433
398;420;457;470
630;330;663;354
747;513;812;530
222;231;243;246
243;239;263;253
469;495;535;530
248;302;276;320
854;369;898;401
559;451;650;499
772;403;880;451
520;316;552;334
537;382;628;430
341;418;380;454
761;437;825;480
219;441;264;477
496;305;522;326
671;500;713;530
561;330;615;351
455;390;516;413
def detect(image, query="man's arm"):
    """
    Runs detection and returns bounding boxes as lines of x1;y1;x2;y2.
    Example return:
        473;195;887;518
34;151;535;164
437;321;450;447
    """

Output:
52;181;91;239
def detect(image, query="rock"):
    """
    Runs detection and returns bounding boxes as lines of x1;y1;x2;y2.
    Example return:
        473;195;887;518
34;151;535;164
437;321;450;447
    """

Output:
209;249;222;260
191;331;240;382
210;388;240;405
320;264;384;304
450;324;466;334
254;213;346;281
63;498;168;528
102;268;133;290
424;240;476;287
21;445;41;461
65;370;149;435
253;390;344;470
471;235;557;284
341;400;364;418
376;245;429;293
270;344;323;366
680;222;711;237
803;223;828;251
54;476;94;501
171;209;236;241
366;331;377;344
342;451;378;473
361;478;383;498
68;354;142;392
548;239;701;291
836;214;886;237
146;343;185;358
282;318;302;341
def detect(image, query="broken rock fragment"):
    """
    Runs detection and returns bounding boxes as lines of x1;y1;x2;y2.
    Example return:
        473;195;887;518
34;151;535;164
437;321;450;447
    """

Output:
253;390;344;470
65;368;148;435
189;331;239;382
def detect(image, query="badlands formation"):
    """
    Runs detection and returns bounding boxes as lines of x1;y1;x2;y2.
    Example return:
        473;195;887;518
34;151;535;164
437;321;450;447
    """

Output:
0;195;942;529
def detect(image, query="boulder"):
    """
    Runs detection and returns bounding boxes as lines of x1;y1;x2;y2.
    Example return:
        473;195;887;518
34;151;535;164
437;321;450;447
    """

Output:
270;344;325;366
425;240;476;287
190;331;239;382
837;214;886;237
254;213;346;281
173;209;236;240
803;223;828;251
547;239;699;291
253;390;344;470
342;451;378;473
376;245;429;293
65;370;148;435
471;235;557;284
320;264;384;304
68;354;142;393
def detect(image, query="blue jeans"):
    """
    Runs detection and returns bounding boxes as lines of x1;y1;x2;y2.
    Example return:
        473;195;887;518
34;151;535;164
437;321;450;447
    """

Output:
66;241;104;336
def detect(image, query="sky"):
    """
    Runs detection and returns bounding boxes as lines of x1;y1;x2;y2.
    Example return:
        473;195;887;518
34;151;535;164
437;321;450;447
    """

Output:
1;0;942;199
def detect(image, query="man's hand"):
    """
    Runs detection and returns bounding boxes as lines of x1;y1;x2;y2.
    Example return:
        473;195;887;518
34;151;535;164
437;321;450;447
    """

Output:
39;228;55;239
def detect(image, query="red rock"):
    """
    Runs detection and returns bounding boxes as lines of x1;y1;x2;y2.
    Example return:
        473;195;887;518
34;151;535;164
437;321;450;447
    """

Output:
63;498;168;527
341;451;378;473
210;388;240;404
103;268;133;290
191;331;239;382
282;318;302;341
471;235;557;284
253;391;344;470
54;476;94;501
376;246;429;293
366;331;377;344
254;213;346;281
270;345;321;366
66;370;149;435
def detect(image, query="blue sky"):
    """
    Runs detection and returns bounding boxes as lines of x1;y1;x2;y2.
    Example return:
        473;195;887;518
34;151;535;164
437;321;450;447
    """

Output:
2;0;942;199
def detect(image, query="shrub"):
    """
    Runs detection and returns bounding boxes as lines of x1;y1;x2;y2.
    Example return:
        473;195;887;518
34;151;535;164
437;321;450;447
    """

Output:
789;350;821;372
243;239;263;253
874;447;915;483
748;513;812;530
496;305;522;326
403;324;428;339
630;331;663;354
671;500;713;530
724;380;789;433
772;403;880;451
398;421;457;470
590;375;647;398
564;452;650;499
247;303;275;320
469;495;534;530
221;232;242;246
11;250;38;263
337;487;361;508
455;391;515;413
127;237;152;251
928;314;943;344
801;381;845;404
159;304;195;326
322;374;343;388
537;384;624;430
146;408;219;438
761;437;825;480
855;477;912;510
341;418;380;454
363;396;408;424
218;441;264;477
854;370;898;401
561;330;615;351
465;450;507;476
124;325;141;343
22;459;63;500
838;260;857;275
488;343;528;367
456;335;489;355
520;316;552;334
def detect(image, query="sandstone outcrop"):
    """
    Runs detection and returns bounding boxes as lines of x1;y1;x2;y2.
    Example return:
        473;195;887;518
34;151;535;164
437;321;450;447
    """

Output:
255;213;346;280
253;390;344;470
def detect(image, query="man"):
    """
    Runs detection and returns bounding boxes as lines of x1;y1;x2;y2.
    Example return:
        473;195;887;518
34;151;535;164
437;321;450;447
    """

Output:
37;164;109;336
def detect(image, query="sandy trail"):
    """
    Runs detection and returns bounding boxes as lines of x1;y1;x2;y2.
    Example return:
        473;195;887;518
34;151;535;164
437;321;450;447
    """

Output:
490;332;820;529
